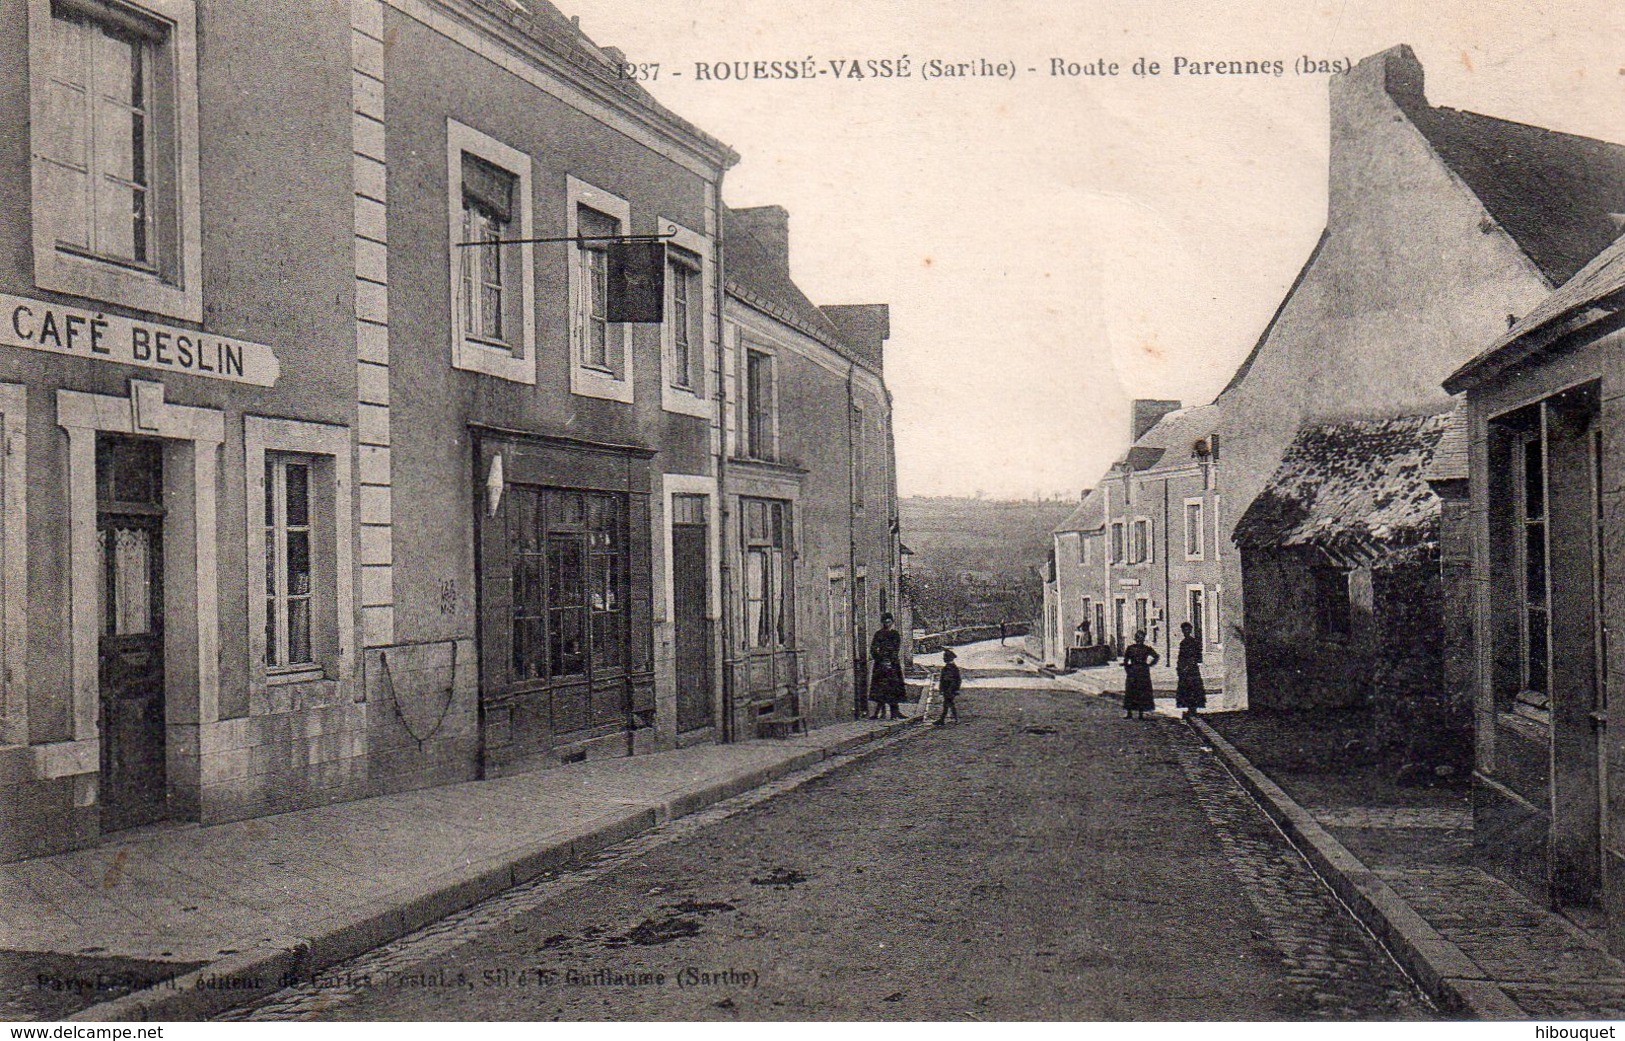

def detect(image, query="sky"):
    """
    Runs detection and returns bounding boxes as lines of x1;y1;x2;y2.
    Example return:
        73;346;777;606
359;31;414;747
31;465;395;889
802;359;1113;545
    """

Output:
559;0;1625;499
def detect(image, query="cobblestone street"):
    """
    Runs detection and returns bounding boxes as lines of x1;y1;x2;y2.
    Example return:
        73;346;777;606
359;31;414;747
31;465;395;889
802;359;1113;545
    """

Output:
220;667;1434;1021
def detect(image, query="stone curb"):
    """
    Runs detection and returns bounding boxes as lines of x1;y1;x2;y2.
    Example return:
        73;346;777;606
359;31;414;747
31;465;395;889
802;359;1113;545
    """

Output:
1191;716;1526;1021
69;717;919;1022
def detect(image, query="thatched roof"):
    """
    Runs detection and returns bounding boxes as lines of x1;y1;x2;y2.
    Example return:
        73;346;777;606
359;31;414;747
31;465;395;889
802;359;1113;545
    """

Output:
1234;413;1451;567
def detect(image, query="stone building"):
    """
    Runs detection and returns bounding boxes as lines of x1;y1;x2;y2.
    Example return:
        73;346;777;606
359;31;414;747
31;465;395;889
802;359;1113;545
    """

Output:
720;205;900;734
1214;44;1625;710
1048;401;1226;695
1232;412;1470;765
1044;487;1104;668
1442;236;1625;946
0;0;899;863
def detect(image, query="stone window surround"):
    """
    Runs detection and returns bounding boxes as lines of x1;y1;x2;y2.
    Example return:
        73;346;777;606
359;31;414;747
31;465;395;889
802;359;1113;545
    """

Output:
446;119;535;384
244;415;355;706
1186;583;1207;643
0;384;27;747
27;0;204;323
58;380;223;746
737;338;781;463
1184;496;1206;561
567;175;633;403
1132;516;1154;565
659;217;713;419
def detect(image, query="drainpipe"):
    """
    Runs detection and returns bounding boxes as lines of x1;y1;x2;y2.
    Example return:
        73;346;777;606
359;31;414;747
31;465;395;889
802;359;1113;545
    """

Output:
714;179;735;744
1163;472;1172;661
847;362;861;719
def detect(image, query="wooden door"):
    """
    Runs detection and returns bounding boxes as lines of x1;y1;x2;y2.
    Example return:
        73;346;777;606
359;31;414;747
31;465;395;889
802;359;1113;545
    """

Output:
97;436;167;832
673;520;711;733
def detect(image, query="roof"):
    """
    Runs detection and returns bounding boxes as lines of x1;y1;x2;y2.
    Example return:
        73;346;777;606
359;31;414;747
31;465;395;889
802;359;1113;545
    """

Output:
723;208;851;350
1053;487;1104;534
1116;404;1222;472
1423;402;1469;484
465;0;736;167
1234;412;1451;566
1445;232;1625;392
1409;104;1625;288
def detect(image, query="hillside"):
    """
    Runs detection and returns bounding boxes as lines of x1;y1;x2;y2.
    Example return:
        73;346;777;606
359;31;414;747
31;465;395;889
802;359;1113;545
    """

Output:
898;496;1076;629
899;496;1075;574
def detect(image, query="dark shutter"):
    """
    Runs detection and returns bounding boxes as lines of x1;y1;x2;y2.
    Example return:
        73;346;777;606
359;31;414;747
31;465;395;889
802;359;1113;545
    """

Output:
462;153;514;222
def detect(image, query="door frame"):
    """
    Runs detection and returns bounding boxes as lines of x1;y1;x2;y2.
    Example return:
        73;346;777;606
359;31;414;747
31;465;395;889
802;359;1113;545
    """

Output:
58;382;224;820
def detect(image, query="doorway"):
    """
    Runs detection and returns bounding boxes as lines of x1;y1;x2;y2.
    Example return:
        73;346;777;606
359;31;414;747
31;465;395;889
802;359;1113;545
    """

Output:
96;434;168;832
671;494;712;733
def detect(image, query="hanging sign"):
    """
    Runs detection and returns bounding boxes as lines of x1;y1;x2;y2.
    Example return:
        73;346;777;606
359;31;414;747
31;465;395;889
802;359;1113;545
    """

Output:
0;292;280;386
606;240;666;323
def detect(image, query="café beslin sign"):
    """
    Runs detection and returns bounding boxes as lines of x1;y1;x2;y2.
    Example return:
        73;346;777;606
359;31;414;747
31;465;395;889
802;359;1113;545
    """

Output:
2;292;279;386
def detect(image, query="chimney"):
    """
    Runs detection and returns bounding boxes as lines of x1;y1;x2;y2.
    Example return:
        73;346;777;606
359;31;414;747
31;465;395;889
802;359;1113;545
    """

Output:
734;205;791;274
1130;399;1181;443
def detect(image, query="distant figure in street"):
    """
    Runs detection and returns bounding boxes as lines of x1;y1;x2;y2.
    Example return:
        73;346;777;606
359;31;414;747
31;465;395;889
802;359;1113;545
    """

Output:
1176;622;1206;719
1122;629;1159;719
999;621;1007;646
1074;620;1090;648
934;647;962;726
868;613;906;720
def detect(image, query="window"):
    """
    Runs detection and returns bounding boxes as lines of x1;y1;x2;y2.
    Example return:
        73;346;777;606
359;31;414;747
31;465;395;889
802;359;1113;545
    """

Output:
741;498;790;650
1184;499;1205;560
1132;518;1152;564
1110;521;1125;564
667;249;699;389
1187;586;1205;644
660;217;712;418
509;488;628;683
567;177;632;401
1519;431;1549;697
1313;567;1351;637
264;454;314;669
1134;597;1148;639
578;206;617;371
447;121;534;382
30;0;202;320
742;348;776;460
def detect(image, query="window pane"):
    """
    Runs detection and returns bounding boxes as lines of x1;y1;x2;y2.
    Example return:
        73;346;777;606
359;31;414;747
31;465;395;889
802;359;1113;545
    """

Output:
93;175;140;261
1525;522;1547;607
287;598;312;664
549;538;583;607
285;463;309;526
550;607;586;677
108;526;152;636
265;595;279;667
1527;607;1549;693
1524;437;1544;520
512;616;544;680
286;530;311;597
592;610;622;669
41;79;89;168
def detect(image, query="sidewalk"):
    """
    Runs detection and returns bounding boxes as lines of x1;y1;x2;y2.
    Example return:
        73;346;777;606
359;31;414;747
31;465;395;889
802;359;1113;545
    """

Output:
0;713;919;1021
1193;715;1625;1019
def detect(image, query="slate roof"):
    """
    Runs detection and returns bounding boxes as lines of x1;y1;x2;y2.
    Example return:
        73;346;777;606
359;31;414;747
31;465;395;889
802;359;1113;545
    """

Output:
1410;105;1625;288
1116;404;1222;472
1445;233;1625;392
1234;412;1451;565
1053;487;1104;535
723;207;853;353
1423;402;1469;484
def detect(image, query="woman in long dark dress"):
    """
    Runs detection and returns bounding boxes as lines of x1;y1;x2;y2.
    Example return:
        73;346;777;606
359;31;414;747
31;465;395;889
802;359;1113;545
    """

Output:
1121;629;1158;719
868;613;906;720
1176;621;1206;718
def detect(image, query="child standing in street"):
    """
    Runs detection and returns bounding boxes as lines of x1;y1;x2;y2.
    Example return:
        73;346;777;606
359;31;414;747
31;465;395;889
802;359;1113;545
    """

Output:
934;647;963;725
